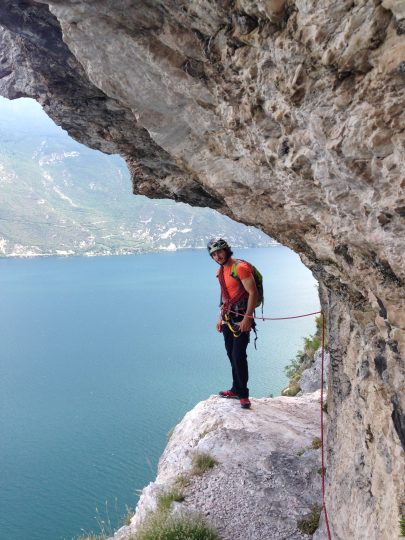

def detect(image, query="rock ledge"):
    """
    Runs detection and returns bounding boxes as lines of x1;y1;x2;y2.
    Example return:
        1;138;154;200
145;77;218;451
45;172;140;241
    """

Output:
112;391;323;540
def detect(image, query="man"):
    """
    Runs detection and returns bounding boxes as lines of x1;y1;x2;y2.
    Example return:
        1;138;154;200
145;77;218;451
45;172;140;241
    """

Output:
207;238;259;409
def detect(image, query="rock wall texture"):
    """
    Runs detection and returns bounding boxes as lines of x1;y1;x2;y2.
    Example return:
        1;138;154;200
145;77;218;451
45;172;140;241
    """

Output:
298;348;330;395
0;1;404;538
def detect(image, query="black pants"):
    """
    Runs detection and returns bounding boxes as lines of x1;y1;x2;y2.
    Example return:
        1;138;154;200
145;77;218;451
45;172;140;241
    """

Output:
222;323;250;399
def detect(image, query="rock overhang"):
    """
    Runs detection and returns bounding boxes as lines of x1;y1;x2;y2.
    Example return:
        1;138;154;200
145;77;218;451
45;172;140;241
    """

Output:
0;1;404;538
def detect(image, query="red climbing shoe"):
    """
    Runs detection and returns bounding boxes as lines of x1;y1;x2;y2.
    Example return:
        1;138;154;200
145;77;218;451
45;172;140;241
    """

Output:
219;390;239;399
240;398;251;409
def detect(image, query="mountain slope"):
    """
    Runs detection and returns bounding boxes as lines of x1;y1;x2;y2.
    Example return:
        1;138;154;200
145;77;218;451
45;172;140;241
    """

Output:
0;97;274;257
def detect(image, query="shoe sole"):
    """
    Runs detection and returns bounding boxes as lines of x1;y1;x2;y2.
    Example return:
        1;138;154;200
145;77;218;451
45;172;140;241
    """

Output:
219;393;239;399
240;400;251;409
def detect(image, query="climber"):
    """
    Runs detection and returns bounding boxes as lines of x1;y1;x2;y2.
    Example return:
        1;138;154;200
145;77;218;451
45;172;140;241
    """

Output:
207;238;260;409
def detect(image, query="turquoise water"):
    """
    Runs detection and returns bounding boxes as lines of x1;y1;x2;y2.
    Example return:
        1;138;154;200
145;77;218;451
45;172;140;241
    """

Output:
0;247;319;540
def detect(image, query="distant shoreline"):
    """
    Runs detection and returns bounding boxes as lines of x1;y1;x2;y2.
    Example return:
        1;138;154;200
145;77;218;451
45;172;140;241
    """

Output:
0;242;280;260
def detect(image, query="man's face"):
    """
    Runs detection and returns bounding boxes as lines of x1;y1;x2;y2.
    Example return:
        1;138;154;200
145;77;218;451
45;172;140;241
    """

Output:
212;248;228;265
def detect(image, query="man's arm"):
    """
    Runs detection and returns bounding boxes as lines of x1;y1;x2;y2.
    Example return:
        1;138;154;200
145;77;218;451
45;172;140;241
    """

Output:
238;275;259;332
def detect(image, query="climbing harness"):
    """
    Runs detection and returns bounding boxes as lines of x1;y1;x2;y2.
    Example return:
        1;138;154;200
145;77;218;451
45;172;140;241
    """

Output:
218;262;258;346
223;312;241;338
228;308;332;540
223;310;259;348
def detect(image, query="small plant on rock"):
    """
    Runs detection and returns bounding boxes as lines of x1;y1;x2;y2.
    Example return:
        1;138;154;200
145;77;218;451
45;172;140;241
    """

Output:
191;452;218;475
122;504;135;526
297;506;321;535
173;474;189;489
132;513;220;540
311;437;322;449
399;514;405;537
281;378;301;397
156;487;185;512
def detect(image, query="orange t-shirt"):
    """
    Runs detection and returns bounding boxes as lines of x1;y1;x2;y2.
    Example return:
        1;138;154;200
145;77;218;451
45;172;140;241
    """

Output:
221;259;253;299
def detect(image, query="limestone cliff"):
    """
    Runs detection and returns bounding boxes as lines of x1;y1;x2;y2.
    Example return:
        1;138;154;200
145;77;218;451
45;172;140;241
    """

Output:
112;393;323;540
0;2;404;538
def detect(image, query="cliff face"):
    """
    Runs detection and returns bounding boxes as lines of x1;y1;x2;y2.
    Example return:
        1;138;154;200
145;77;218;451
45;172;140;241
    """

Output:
113;393;323;540
0;1;404;538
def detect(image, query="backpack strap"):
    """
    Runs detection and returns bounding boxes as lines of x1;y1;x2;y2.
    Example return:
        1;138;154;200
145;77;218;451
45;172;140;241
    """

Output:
230;259;244;280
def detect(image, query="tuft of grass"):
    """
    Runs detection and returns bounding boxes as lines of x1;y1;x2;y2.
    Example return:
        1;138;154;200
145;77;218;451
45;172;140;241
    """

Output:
311;437;322;449
92;501;114;538
173;474;189;489
297;506;321;535
317;466;326;475
122;504;134;526
156;488;185;513
400;514;405;537
132;513;220;540
296;449;305;456
74;498;117;539
191;452;218;475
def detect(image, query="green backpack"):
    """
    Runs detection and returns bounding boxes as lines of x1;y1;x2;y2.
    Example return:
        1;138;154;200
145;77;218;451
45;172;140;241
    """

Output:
231;259;264;309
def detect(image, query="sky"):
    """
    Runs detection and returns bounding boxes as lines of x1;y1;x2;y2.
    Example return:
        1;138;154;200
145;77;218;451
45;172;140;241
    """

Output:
0;96;64;134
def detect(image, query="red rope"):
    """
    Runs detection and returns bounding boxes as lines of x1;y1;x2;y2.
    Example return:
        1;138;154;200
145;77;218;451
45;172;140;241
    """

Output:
229;309;321;320
228;307;332;538
320;312;332;540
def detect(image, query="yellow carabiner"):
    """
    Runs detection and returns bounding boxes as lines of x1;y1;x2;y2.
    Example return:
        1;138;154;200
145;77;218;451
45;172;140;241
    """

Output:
224;313;240;338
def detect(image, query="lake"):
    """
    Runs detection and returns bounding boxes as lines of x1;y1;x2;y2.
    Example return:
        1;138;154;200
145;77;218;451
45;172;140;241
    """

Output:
0;247;319;540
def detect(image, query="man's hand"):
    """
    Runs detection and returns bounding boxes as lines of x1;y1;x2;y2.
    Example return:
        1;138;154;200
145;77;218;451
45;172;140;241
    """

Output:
238;315;253;333
216;319;223;332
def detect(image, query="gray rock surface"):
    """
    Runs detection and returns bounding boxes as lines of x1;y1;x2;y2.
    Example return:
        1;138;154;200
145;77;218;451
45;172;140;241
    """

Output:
298;349;330;395
112;392;323;540
0;2;404;537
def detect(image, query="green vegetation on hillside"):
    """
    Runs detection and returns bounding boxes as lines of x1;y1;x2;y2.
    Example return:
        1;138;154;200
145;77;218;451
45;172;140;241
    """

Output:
282;315;326;396
132;513;220;540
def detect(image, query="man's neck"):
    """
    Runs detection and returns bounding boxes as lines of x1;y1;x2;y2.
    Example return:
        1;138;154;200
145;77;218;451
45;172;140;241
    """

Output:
222;257;234;268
